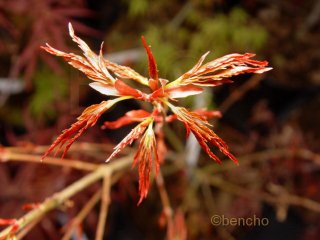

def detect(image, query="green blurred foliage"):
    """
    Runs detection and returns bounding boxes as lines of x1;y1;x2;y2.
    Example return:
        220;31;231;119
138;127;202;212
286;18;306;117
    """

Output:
118;2;268;81
29;66;68;121
114;3;268;110
189;8;268;58
103;2;269;119
127;0;149;17
0;106;24;126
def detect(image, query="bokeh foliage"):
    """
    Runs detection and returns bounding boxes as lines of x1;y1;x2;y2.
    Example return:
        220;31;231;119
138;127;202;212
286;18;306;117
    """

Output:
29;66;68;121
119;1;268;81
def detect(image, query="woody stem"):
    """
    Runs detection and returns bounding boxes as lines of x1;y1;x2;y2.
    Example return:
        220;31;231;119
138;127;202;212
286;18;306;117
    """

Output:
0;156;132;239
156;170;173;224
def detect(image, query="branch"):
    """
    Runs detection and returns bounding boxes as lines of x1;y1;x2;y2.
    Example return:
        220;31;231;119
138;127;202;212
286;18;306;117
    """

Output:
1;150;99;171
61;190;101;240
95;174;111;240
202;148;320;174
0;156;132;239
15;214;42;239
219;74;263;114
198;172;320;213
156;170;173;227
4;142;131;156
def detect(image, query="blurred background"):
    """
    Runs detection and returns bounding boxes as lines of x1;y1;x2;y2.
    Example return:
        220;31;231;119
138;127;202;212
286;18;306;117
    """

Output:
0;0;319;239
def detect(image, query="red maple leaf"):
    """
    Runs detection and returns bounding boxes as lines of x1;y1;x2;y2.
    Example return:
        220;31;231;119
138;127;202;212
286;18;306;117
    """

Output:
42;23;272;203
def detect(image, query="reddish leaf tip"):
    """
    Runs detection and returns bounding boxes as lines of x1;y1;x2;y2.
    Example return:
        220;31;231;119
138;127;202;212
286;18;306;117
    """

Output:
141;36;159;87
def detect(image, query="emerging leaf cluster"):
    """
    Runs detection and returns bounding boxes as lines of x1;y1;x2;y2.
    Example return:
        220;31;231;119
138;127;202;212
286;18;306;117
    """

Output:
42;24;271;204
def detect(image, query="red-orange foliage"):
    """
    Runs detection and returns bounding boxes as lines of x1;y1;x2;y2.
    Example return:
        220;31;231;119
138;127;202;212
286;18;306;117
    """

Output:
42;23;271;203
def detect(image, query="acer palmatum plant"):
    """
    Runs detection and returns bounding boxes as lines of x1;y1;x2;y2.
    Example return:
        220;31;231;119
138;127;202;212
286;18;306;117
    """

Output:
41;23;272;204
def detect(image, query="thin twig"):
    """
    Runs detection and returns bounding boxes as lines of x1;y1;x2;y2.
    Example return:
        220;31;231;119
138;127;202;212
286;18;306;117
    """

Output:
104;48;143;65
156;170;173;224
299;0;320;35
15;214;42;240
198;172;320;213
95;174;111;240
200;181;216;213
202;148;320;174
219;74;263;114
61;170;128;240
170;1;193;28
0;156;132;239
4;142;131;155
61;190;102;240
0;151;99;171
163;125;184;152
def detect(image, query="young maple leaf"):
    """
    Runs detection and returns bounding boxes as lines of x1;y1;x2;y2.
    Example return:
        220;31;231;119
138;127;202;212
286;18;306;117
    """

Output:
42;23;271;203
133;121;159;204
167;104;237;164
42;98;128;160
